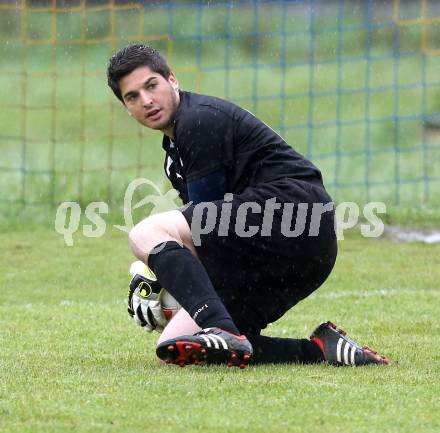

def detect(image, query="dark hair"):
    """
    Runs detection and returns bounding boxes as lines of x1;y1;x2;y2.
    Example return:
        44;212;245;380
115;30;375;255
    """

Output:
107;44;171;102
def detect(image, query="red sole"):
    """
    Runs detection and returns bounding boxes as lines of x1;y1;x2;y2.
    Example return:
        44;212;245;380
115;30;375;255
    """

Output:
158;340;251;369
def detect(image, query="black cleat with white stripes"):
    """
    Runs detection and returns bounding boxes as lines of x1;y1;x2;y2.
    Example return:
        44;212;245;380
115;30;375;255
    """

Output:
156;327;253;369
310;321;389;366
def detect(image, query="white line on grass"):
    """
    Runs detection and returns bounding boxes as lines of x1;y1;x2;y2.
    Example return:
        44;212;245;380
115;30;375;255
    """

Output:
311;287;439;300
16;287;439;309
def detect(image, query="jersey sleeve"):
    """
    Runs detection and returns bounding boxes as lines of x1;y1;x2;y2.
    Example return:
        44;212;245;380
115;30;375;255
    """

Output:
186;168;227;203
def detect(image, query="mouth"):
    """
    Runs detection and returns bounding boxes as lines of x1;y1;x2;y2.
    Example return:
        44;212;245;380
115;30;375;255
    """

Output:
146;108;161;120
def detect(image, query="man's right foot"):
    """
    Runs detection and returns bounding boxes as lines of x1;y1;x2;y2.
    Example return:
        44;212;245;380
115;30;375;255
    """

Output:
156;327;253;369
310;321;389;366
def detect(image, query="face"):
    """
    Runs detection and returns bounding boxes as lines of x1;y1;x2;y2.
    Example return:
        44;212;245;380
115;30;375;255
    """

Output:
119;65;180;137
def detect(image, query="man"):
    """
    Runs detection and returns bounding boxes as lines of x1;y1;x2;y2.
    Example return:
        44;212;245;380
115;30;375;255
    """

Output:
107;44;389;368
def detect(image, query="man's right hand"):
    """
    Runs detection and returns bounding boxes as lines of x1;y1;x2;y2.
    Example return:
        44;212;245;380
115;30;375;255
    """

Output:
127;261;168;333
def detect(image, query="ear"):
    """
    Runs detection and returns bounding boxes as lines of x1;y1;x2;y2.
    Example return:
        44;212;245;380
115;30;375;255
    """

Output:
168;72;179;91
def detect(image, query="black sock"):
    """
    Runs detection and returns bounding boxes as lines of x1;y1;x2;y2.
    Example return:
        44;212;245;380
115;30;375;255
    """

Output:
148;241;240;335
247;334;324;364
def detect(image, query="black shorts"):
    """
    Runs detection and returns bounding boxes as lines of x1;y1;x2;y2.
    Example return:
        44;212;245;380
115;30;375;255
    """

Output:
181;178;337;335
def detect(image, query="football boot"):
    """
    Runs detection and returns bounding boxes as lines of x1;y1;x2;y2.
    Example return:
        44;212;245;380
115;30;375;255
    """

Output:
310;321;389;366
156;327;253;369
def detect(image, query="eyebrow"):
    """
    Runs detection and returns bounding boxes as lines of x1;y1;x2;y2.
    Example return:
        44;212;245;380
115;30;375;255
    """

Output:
122;76;157;101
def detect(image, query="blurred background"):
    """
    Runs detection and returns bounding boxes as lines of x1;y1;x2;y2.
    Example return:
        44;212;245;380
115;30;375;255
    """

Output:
1;0;440;227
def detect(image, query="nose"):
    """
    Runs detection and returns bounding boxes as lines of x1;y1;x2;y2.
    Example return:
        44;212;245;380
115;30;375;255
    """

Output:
140;90;153;107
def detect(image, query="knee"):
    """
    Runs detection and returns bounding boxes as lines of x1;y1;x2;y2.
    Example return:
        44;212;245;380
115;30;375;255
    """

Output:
128;216;163;260
128;221;146;260
128;211;193;261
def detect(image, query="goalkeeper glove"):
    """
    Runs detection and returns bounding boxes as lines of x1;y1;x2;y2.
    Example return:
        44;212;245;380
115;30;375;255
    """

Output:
127;261;168;333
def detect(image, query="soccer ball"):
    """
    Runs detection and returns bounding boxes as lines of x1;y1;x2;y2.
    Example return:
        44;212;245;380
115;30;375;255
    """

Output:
160;289;181;321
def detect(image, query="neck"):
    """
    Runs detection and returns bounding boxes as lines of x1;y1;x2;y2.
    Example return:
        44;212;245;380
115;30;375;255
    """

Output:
162;89;180;139
162;125;174;139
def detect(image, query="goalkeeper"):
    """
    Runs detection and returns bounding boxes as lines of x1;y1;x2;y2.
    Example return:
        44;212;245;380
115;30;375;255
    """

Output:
107;44;389;368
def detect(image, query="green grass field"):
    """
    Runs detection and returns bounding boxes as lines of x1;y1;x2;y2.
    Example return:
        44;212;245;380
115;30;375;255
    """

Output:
1;228;439;433
1;3;439;432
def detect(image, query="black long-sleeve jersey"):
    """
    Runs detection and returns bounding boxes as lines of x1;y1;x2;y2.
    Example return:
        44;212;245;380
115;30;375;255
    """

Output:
162;91;324;204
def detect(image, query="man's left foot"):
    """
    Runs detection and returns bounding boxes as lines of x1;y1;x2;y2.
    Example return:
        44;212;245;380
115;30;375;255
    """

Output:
156;327;253;368
310;321;390;366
